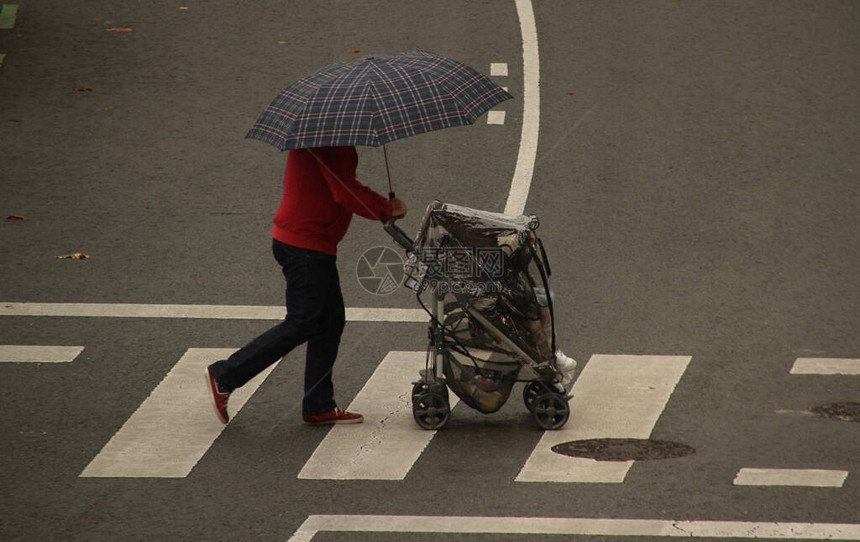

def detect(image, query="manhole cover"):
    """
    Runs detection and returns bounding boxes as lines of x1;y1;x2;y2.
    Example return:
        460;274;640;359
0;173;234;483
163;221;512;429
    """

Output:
810;402;860;422
551;438;696;461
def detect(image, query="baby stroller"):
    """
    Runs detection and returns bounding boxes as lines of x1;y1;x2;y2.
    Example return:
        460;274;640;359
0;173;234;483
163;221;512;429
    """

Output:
384;201;571;430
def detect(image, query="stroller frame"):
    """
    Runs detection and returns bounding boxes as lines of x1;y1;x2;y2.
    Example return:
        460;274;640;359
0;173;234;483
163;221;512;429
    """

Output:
384;201;571;430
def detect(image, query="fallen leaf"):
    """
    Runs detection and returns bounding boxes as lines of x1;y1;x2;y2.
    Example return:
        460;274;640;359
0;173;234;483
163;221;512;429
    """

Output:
73;87;93;92
6;215;28;220
567;91;576;95
345;49;365;54
56;253;90;260
106;27;134;32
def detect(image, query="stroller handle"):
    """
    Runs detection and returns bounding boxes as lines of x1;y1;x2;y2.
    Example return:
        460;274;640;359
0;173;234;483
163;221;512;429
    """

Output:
382;217;414;251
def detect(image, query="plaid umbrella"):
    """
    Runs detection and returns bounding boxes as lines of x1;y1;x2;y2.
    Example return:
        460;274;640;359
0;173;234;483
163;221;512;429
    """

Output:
246;50;513;151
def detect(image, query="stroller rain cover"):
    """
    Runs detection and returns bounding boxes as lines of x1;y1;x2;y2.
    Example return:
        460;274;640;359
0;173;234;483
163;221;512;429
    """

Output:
404;201;558;413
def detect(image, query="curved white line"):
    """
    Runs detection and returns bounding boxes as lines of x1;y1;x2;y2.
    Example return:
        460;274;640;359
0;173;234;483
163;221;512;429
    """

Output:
505;0;540;216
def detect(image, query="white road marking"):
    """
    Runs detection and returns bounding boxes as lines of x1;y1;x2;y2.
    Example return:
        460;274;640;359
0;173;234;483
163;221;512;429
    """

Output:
733;468;849;488
516;354;692;483
0;302;426;322
345;307;426;322
486;110;506;125
287;514;860;541
298;351;458;480
774;409;816;418
80;348;276;478
505;0;540;216
790;358;860;375
0;345;84;363
490;62;508;76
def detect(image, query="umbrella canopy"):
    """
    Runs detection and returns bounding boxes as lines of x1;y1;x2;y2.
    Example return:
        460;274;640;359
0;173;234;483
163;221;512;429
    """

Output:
246;50;513;151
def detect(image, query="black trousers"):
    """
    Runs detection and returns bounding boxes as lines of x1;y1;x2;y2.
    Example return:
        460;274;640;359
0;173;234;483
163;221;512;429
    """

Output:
209;240;345;416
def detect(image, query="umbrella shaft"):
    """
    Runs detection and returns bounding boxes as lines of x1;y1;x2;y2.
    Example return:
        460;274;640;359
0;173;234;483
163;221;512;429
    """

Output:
383;144;394;199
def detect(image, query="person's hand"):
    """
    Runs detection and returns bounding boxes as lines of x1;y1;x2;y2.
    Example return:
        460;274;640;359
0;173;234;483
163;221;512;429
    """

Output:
390;198;407;218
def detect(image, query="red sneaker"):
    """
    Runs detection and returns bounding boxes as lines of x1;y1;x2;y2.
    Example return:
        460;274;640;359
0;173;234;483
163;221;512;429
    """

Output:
303;407;363;425
205;366;230;424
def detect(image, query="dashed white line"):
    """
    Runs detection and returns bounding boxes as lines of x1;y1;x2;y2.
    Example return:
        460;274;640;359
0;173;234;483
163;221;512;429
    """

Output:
486;110;506;125
490;62;508;76
0;345;84;363
790;358;860;375
734;468;849;488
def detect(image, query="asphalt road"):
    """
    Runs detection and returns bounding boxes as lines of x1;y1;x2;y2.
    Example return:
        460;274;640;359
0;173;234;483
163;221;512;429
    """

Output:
1;1;858;541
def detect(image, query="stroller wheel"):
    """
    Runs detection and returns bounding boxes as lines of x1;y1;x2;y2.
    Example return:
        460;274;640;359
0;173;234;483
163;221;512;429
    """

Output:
523;382;541;411
412;381;428;402
413;391;450;430
523;381;566;412
412;379;447;401
531;392;570;430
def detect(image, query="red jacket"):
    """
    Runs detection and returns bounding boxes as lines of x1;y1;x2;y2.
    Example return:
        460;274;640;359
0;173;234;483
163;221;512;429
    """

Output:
272;147;394;255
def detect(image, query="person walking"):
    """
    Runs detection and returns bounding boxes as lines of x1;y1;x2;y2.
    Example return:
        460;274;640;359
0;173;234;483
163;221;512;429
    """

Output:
205;146;407;425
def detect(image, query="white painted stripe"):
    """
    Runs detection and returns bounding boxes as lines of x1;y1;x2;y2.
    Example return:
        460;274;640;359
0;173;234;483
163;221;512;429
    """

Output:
505;0;540;216
516;354;691;483
298;351;458;480
791;358;860;375
0;345;84;363
490;62;508;76
0;302;427;322
80;348;276;477
345;307;426;322
734;468;849;487
486;110;506;125
288;514;860;541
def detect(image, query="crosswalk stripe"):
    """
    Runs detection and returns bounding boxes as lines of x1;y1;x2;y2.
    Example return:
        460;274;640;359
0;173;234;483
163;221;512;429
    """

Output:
733;468;849;488
516;354;692;483
80;348;276;478
0;345;84;362
790;358;860;375
298;351;458;480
